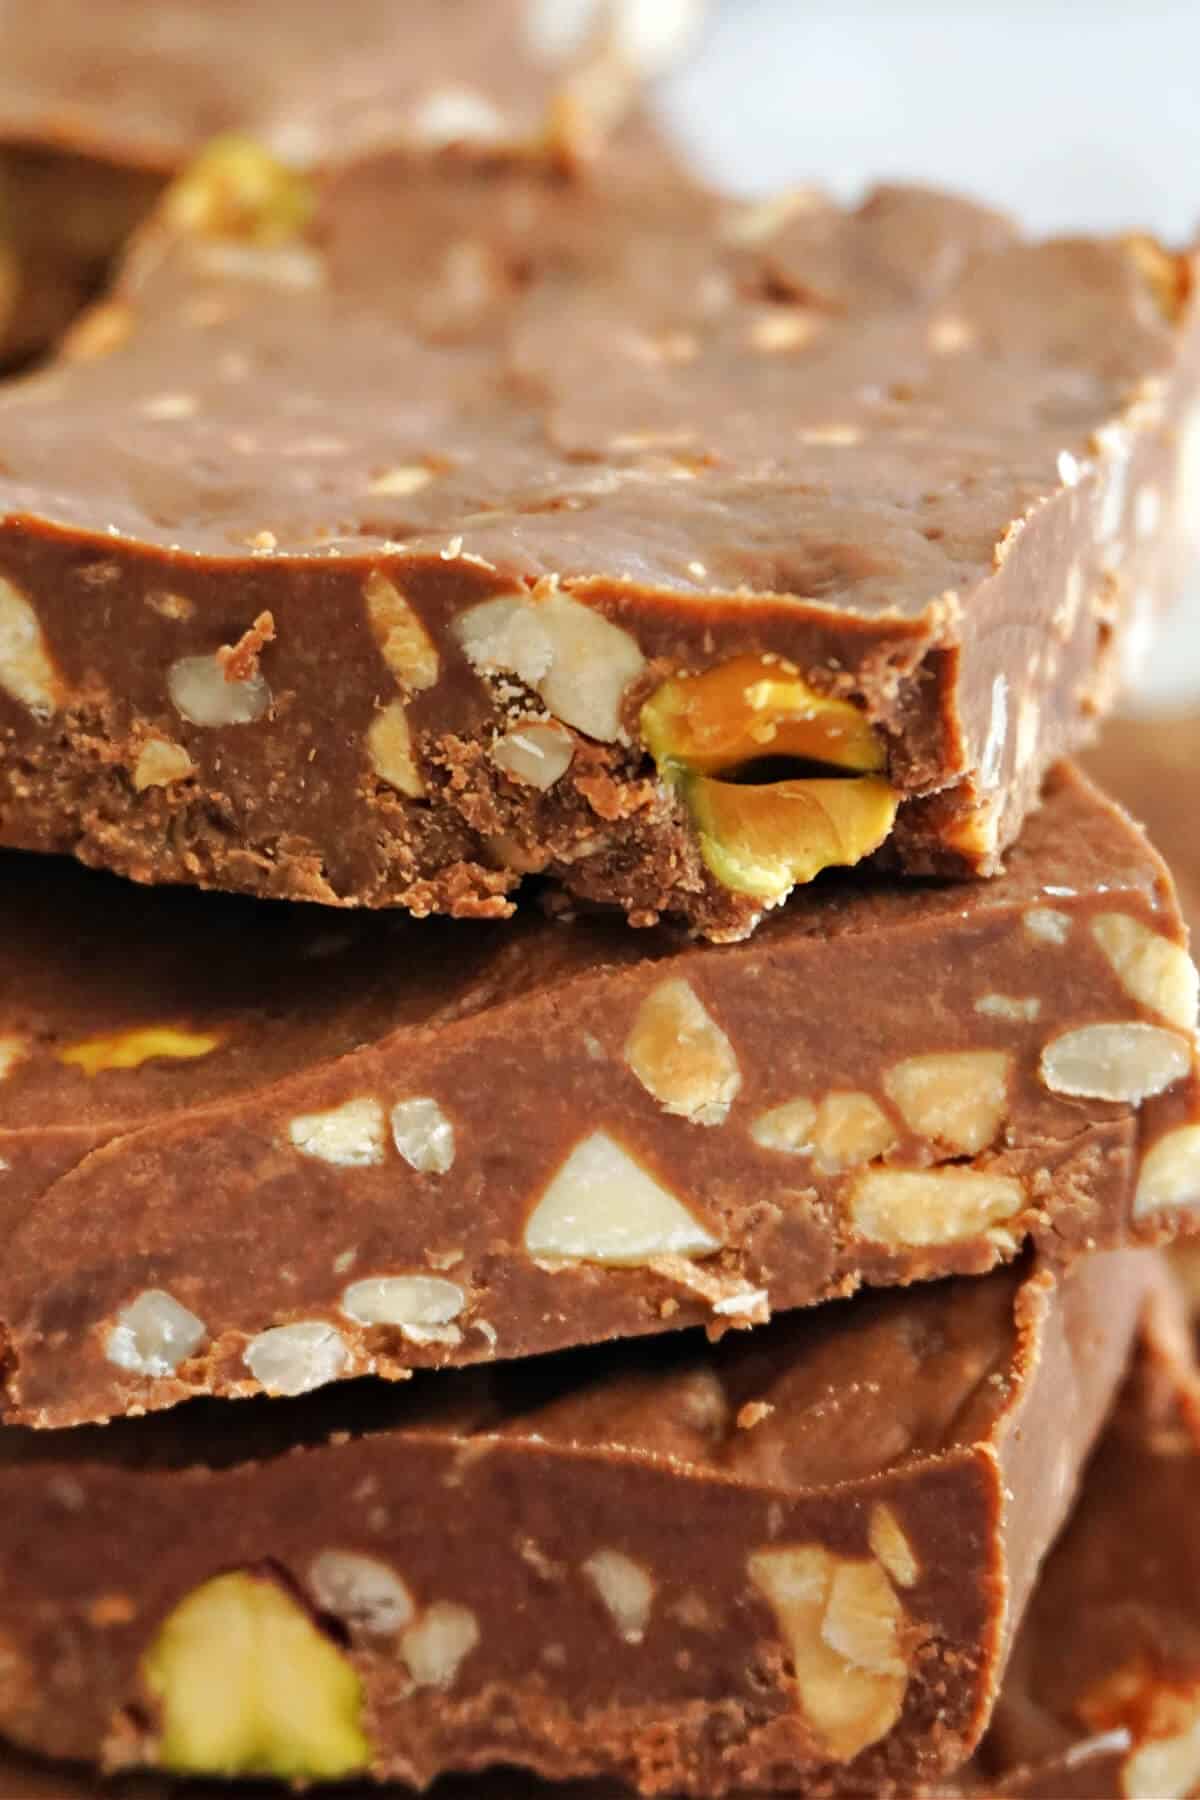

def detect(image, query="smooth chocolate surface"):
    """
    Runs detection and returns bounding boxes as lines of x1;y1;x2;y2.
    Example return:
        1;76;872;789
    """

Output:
0;1252;1151;1795
1085;706;1200;939
0;147;1194;936
1;763;1197;1428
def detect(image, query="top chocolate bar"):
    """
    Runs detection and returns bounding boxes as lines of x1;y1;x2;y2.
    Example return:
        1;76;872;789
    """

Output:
0;143;1196;935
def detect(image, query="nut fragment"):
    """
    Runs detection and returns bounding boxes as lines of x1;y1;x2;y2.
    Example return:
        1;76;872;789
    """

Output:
750;1097;817;1155
134;737;196;791
59;1025;221;1076
400;1601;480;1690
364;572;439;692
0;577;62;720
244;1322;349;1396
491;721;575;790
883;1051;1011;1154
624;978;742;1126
340;1275;465;1345
106;1290;207;1378
1025;907;1071;945
811;1091;897;1174
642;657;885;779
687;773;897;903
1092;913;1199;1031
165;134;314;245
975;994;1040;1021
1039;1024;1191;1103
1135;1125;1200;1217
748;1545;907;1762
142;1571;368;1778
0;1036;25;1081
367;700;425;797
288;1097;385;1167
308;1552;415;1637
848;1167;1025;1247
456;588;645;742
1079;1655;1200;1800
524;1131;721;1265
168;653;269;727
867;1506;919;1590
582;1549;655;1644
390;1097;455;1174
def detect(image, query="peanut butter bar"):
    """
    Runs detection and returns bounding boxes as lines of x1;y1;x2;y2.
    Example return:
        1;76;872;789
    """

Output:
0;762;1197;1428
0;1251;1151;1794
0;145;1194;935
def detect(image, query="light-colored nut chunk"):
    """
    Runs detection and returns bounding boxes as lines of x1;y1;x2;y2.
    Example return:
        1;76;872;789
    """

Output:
308;1551;414;1637
168;653;269;727
525;1131;721;1265
400;1601;480;1689
748;1545;907;1763
1025;907;1071;945
59;1025;221;1077
582;1549;655;1644
410;85;507;148
1092;913;1199;1031
624;978;742;1126
244;1321;349;1396
867;1506;918;1590
288;1097;385;1167
367;700;425;797
0;577;62;720
1039;1024;1191;1103
0;1035;25;1080
456;589;645;742
134;737;195;791
106;1290;206;1378
142;1570;368;1779
1079;1658;1200;1800
390;1097;455;1174
363;571;439;692
341;1275;465;1346
1135;1125;1200;1216
975;994;1040;1021
751;1097;817;1155
848;1167;1025;1247
811;1092;897;1174
491;721;574;790
883;1051;1011;1154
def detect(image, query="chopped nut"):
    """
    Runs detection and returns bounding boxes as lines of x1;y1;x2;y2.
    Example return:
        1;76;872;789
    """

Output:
0;1035;25;1081
368;464;435;497
367;700;425;797
1135;1125;1200;1216
624;977;742;1126
168;652;269;727
524;1131;721;1265
883;1051;1011;1154
811;1091;897;1174
582;1549;655;1644
340;1275;465;1345
244;1322;349;1396
750;312;821;353
491;721;575;790
867;1506;919;1590
748;1545;907;1762
848;1167;1025;1247
1039;1023;1192;1103
750;1097;817;1155
1025;907;1072;945
288;1097;385;1167
400;1601;480;1689
1079;1655;1200;1800
689;772;897;903
737;1400;774;1430
390;1097;455;1174
975;993;1041;1021
0;577;62;720
364;572;440;692
146;590;195;621
134;737;195;791
142;1571;368;1778
308;1551;415;1637
455;588;645;742
105;1290;206;1378
59;1026;221;1076
165;134;314;246
411;84;507;147
1091;913;1199;1031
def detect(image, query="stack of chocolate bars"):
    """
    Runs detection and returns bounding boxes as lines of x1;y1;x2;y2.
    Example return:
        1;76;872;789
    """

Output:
1;5;1200;1798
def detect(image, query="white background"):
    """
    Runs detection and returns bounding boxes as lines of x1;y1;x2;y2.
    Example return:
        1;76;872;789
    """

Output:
657;0;1200;704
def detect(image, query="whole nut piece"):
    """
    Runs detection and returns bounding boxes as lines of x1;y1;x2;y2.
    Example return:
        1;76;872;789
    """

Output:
390;1097;455;1174
105;1290;207;1379
363;571;439;693
581;1549;655;1644
400;1601;480;1690
624;978;742;1126
883;1051;1012;1154
524;1131;722;1265
0;577;62;720
1091;912;1200;1031
1039;1023;1192;1103
848;1167;1025;1247
490;721;575;790
307;1552;415;1638
168;653;270;728
142;1570;368;1778
244;1322;349;1397
340;1275;465;1345
1134;1125;1200;1216
288;1098;385;1167
456;588;646;743
367;700;425;798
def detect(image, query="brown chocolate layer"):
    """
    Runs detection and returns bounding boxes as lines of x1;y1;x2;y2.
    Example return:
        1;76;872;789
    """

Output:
1085;706;1200;940
1;761;1197;1428
0;145;1194;933
0;1251;1152;1795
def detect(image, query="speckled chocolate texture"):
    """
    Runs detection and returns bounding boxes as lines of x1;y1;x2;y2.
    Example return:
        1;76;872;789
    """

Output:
0;762;1197;1428
0;1252;1152;1795
0;142;1194;936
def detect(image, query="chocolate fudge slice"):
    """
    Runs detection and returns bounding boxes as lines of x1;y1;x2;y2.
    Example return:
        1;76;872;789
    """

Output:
0;144;1194;935
1;762;1198;1427
0;1252;1151;1795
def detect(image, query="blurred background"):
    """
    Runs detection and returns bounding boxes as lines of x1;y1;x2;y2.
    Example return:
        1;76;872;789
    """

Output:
658;0;1200;705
